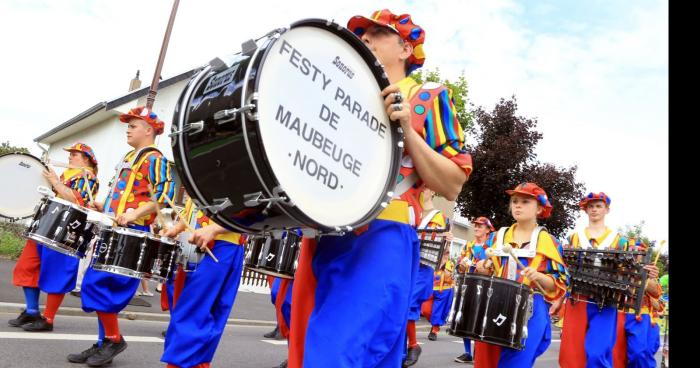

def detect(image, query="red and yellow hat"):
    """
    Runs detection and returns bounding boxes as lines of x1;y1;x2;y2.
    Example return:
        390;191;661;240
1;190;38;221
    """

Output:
472;216;495;232
506;182;553;219
579;192;611;210
347;9;426;73
119;106;165;135
62;142;98;166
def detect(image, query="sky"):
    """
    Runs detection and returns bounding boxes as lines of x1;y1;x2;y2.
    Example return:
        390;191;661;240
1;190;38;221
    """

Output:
0;0;668;249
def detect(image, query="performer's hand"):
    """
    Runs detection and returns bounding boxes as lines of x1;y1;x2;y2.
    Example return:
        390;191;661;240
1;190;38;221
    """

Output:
475;259;493;275
444;231;454;243
520;267;543;283
189;226;218;250
93;201;104;212
549;296;564;316
116;211;138;226
643;264;659;279
42;168;60;186
381;85;411;130
160;222;185;239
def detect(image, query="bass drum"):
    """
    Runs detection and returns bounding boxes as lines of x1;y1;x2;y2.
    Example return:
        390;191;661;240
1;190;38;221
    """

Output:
0;152;51;220
171;18;401;234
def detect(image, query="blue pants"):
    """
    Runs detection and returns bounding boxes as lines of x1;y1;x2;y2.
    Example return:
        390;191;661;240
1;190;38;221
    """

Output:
497;294;551;368
647;322;660;359
37;244;79;294
271;278;293;327
429;288;454;326
624;314;656;368
585;304;618;368
408;264;434;321
302;220;419;368
80;224;146;313
463;338;472;355
161;240;245;367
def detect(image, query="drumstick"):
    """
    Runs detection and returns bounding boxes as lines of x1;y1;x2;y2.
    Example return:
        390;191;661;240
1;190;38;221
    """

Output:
47;159;90;171
653;240;667;265
501;244;548;295
80;170;96;208
158;189;219;263
146;184;170;230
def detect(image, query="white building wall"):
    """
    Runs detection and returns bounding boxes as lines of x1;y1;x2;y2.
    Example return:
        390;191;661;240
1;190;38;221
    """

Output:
45;79;189;203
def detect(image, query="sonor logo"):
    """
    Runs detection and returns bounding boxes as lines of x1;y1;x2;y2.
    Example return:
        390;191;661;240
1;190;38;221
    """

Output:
19;161;31;168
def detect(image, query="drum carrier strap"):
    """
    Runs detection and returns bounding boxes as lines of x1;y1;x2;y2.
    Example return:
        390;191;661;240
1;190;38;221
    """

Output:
493;226;541;281
576;228;618;250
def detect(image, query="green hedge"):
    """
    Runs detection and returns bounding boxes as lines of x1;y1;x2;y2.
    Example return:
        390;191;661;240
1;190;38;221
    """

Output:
0;221;27;259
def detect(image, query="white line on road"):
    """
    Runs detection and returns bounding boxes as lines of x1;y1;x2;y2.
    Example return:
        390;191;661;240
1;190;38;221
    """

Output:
261;339;288;345
0;331;163;342
451;339;561;343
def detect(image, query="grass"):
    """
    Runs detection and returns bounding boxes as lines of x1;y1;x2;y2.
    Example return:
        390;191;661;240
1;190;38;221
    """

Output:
0;222;26;259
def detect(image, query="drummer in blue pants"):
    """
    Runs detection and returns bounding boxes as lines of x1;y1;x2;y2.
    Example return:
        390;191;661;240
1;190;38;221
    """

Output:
160;196;246;368
68;106;175;368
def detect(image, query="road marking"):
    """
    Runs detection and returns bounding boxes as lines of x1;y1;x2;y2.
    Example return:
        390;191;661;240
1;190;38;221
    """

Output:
0;331;163;342
451;339;561;343
261;339;288;345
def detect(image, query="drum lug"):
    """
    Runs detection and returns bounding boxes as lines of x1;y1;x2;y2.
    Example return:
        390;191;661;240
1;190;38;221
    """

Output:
198;197;233;214
213;104;256;124
168;121;204;137
241;39;258;55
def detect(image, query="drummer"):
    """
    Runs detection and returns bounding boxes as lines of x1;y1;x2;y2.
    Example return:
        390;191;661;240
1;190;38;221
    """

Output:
404;188;451;367
10;143;99;332
472;183;569;368
288;9;473;368
452;216;496;364
67;106;175;367
159;194;246;368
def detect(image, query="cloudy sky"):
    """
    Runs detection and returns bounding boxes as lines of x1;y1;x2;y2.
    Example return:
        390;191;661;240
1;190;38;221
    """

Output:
0;0;668;247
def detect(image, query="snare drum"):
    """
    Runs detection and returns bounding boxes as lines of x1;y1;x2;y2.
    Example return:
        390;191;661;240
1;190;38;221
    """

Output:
176;232;204;272
0;152;51;220
171;19;401;234
447;274;533;350
144;234;178;283
25;196;91;258
91;226;151;279
244;231;301;279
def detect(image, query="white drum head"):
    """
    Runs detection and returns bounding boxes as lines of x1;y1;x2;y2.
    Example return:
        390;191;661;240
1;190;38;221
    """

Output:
256;25;394;228
0;153;51;219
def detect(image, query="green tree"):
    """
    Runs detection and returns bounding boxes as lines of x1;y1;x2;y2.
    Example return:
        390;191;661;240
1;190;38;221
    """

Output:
618;221;666;274
412;68;473;131
456;97;585;238
0;141;29;156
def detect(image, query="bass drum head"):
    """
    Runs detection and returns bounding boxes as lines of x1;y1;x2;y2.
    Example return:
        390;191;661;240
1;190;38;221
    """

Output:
0;153;50;219
254;19;399;231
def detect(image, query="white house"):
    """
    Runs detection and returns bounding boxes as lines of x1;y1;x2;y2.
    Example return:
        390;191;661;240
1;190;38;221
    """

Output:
34;69;198;204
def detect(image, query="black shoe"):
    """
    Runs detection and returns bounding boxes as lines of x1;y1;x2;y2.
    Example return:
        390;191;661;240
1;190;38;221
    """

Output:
161;330;167;338
428;331;437;341
454;353;474;363
22;317;53;332
8;310;41;327
70;291;81;297
277;359;288;368
264;326;280;339
67;344;101;363
403;345;422;367
86;336;127;367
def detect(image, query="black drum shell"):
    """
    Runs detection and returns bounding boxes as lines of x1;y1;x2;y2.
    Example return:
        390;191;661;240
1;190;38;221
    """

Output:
25;196;90;258
447;274;532;350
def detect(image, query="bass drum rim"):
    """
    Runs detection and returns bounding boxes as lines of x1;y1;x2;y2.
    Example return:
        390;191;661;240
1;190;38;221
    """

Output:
245;18;401;233
0;152;50;220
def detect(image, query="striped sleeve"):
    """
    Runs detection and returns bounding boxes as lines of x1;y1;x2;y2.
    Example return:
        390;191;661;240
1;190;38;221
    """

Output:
147;153;176;205
423;87;473;178
535;236;570;302
66;173;98;206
